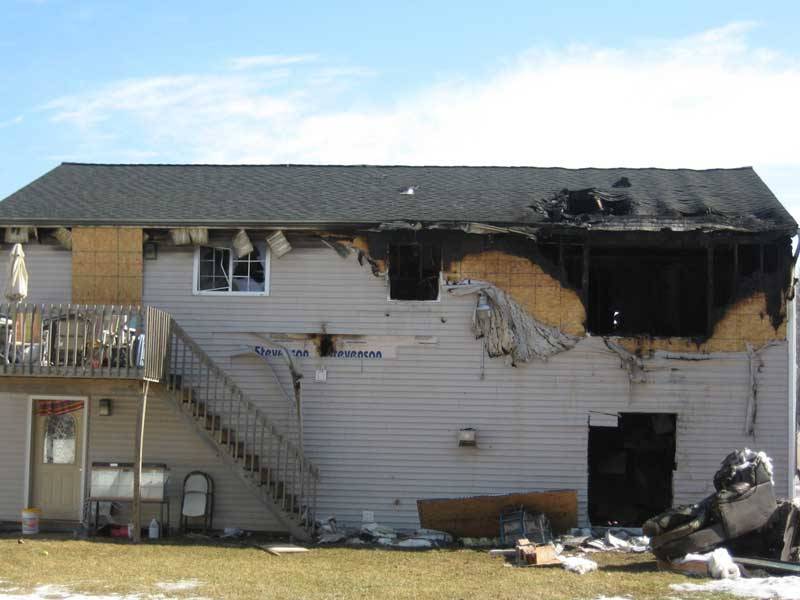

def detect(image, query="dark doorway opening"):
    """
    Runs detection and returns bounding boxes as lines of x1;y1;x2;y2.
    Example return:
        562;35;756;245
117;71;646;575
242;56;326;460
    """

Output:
588;412;677;526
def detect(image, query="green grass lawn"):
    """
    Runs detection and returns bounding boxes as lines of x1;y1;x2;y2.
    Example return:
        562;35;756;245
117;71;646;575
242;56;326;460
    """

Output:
0;535;741;599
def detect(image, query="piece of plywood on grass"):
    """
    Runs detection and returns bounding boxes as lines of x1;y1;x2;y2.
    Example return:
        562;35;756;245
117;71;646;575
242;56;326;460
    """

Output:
259;544;310;556
417;489;577;538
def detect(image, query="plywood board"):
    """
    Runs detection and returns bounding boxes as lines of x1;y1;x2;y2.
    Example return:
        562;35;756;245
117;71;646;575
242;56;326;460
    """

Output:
70;227;144;305
417;489;578;537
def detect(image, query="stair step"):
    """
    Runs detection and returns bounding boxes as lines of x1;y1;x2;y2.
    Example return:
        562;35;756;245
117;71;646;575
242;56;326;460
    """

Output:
228;441;245;457
242;454;260;471
215;428;234;444
203;414;221;430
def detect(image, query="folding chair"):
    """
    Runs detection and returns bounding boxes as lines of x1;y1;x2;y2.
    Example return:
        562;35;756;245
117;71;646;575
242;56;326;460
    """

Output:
180;471;214;532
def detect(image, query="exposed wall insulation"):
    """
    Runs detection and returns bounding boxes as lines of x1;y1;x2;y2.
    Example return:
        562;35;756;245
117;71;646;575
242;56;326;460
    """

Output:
72;227;143;305
444;249;586;336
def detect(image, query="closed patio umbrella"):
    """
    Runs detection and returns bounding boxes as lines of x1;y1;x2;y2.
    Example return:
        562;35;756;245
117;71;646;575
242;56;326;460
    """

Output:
5;243;28;302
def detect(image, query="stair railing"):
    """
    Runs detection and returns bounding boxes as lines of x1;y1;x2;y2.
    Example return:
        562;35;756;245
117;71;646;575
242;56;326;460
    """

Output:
163;320;319;534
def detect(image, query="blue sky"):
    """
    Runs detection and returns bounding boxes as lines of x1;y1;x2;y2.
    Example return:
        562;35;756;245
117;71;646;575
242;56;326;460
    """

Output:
1;0;799;218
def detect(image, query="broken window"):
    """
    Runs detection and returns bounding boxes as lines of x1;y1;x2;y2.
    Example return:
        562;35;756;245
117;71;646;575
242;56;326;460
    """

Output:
588;247;707;336
388;243;441;301
195;244;269;294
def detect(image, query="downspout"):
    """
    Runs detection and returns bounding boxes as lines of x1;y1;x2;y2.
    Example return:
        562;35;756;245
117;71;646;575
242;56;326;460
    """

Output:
789;256;798;499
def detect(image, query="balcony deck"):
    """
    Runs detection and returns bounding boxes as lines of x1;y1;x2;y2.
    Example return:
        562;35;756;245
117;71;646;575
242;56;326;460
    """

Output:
0;303;170;380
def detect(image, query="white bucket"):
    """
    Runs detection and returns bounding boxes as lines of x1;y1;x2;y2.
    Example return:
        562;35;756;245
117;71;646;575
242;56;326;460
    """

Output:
21;508;40;535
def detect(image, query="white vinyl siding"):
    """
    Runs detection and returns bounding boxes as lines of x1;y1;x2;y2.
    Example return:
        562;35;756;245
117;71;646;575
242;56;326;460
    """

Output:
0;245;71;305
0;242;788;531
142;242;792;530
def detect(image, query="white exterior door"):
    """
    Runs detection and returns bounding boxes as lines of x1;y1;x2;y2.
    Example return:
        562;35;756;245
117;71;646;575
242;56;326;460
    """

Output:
30;400;84;520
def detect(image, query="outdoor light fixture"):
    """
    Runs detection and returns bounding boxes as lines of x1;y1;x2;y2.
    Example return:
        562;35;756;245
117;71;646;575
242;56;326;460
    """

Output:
458;427;477;447
475;292;492;324
98;398;113;416
143;241;158;260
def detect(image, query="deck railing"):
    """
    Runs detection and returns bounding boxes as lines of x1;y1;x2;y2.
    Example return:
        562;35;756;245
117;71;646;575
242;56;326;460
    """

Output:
0;303;157;378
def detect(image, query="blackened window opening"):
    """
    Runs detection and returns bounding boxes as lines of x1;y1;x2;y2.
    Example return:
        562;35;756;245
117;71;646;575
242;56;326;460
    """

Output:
588;247;708;336
389;243;441;300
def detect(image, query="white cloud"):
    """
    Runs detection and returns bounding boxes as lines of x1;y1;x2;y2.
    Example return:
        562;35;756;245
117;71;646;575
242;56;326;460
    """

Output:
0;115;23;128
42;23;800;214
229;54;318;70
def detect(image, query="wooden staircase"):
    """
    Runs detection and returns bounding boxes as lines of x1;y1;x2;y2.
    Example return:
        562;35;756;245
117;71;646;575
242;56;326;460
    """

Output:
161;320;319;541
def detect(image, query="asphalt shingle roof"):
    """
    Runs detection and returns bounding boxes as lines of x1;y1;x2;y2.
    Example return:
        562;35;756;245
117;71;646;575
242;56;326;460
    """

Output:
0;163;794;232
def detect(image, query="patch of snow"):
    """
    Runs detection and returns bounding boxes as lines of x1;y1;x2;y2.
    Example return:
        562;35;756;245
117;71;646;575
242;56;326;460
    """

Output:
154;580;201;592
0;581;206;600
0;585;133;599
671;576;800;600
559;555;598;575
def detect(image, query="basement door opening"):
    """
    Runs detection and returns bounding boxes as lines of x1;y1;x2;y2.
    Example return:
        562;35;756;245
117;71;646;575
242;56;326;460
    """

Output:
588;412;676;527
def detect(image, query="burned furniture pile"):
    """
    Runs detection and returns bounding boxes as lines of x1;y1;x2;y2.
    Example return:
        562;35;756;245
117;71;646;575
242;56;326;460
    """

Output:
645;448;800;572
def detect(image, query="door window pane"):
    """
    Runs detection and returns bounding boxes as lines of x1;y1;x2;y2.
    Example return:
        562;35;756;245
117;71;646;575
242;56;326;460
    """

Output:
43;414;77;464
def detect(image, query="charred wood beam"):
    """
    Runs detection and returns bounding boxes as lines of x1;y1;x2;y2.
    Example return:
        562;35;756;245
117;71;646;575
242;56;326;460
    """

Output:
707;246;714;338
582;245;590;306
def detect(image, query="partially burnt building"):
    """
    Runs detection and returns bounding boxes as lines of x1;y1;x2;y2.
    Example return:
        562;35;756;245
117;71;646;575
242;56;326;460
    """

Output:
0;164;796;535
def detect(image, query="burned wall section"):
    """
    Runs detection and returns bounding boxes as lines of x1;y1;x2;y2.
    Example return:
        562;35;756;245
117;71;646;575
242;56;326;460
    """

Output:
343;229;792;354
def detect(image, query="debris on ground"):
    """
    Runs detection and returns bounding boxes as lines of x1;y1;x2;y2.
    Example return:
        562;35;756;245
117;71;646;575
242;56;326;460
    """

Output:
315;517;453;550
499;507;553;545
515;538;560;566
553;527;649;554
558;555;598;575
645;448;790;561
260;543;310;556
644;447;799;590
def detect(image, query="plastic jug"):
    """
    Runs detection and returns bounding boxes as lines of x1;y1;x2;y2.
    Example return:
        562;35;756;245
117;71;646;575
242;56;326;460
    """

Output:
149;518;160;540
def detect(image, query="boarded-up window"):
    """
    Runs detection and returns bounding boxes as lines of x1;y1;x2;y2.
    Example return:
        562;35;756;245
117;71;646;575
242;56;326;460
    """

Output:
72;227;143;305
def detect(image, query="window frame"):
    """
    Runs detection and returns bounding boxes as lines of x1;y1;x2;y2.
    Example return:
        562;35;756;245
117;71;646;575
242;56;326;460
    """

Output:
192;242;271;297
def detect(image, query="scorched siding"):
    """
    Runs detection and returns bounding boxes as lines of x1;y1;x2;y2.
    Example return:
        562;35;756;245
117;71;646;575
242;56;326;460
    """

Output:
142;242;791;530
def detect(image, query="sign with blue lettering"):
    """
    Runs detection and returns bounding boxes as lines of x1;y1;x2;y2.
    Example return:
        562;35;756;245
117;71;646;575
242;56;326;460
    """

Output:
253;344;383;360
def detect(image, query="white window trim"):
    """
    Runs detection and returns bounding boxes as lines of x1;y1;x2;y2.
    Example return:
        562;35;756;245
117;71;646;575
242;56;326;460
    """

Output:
192;243;271;296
